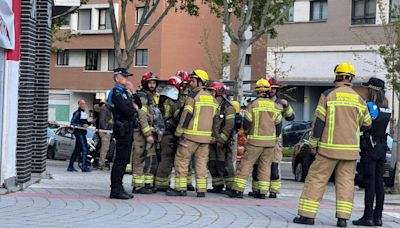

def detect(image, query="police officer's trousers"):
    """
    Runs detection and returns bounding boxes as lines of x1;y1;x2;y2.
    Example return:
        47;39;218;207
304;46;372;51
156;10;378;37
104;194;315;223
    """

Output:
174;138;209;192
298;154;356;219
111;131;133;192
131;131;157;189
361;151;386;220
233;144;274;194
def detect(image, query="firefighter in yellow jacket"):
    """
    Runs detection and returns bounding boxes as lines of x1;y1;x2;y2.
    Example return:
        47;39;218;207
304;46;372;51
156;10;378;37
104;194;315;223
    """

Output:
229;78;283;199
207;82;236;193
131;72;159;194
166;69;218;197
293;62;372;227
250;77;295;199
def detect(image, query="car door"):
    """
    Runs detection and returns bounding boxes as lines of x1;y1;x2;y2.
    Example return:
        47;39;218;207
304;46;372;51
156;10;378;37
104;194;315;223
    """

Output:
55;127;76;160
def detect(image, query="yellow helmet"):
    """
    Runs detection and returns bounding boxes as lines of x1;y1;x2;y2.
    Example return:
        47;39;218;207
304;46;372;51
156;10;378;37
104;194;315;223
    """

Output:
231;101;241;113
190;69;209;84
335;62;355;77
255;78;271;92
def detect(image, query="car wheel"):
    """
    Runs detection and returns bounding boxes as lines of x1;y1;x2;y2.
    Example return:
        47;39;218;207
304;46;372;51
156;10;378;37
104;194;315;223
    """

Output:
47;147;55;159
295;162;306;182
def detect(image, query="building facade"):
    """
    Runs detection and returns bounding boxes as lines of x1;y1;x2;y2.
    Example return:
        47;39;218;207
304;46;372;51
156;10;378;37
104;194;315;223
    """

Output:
268;0;399;123
49;0;267;123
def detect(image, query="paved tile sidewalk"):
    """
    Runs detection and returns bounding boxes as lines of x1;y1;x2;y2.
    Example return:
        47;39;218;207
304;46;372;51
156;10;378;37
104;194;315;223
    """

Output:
0;160;399;227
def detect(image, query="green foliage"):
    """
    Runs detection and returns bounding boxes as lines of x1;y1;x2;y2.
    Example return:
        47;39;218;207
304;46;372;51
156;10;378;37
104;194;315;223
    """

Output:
283;147;293;157
51;15;79;52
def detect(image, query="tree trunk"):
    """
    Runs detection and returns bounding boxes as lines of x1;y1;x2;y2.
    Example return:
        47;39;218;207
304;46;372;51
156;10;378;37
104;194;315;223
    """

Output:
234;44;248;103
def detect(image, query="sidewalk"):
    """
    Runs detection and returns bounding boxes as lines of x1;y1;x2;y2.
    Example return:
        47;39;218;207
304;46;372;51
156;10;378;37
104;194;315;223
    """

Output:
0;160;399;227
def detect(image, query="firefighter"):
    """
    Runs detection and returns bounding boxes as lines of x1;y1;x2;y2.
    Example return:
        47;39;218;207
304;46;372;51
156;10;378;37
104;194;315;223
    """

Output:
229;78;283;199
353;78;391;227
155;73;192;191
293;62;372;227
249;77;295;199
207;82;236;194
131;72;160;194
166;69;218;198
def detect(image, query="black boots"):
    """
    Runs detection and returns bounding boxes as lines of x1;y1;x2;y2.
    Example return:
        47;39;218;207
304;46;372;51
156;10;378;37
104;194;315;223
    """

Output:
110;186;133;200
374;218;383;226
269;192;277;198
133;187;153;194
352;218;375;226
197;192;205;198
166;189;187;196
293;216;315;225
228;190;243;198
253;192;266;199
337;218;347;227
187;184;195;191
207;186;224;193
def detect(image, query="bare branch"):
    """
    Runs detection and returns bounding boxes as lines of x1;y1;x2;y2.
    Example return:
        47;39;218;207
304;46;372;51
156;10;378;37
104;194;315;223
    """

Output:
237;0;248;39
128;0;152;48
108;0;123;65
258;0;272;32
222;0;240;44
136;1;175;47
121;0;129;56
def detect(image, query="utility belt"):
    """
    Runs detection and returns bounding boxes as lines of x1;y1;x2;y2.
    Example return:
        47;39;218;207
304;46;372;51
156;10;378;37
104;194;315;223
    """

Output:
361;134;387;149
114;120;133;137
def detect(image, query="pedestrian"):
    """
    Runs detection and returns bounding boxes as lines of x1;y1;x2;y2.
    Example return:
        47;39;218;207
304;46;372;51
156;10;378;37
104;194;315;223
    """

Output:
166;69;218;198
249;77;295;199
207;82;236;194
108;67;141;200
131;72;159;194
353;78;391;227
98;101;113;170
228;78;283;199
68;99;91;172
293;62;372;227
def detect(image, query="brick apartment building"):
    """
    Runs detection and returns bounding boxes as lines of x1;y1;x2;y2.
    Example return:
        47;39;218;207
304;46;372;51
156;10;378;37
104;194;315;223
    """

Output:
268;0;399;124
49;1;267;123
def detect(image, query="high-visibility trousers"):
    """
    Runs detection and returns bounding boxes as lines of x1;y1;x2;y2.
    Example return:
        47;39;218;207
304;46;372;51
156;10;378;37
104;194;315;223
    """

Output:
174;138;209;192
233;144;274;194
297;154;356;219
131;131;157;189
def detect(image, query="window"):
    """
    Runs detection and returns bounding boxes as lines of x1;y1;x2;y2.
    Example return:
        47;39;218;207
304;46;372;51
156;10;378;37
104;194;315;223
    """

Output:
310;0;328;21
99;9;111;30
108;50;118;71
135;49;148;66
390;0;400;21
57;50;69;66
62;15;70;27
85;50;101;71
78;9;91;30
245;54;251;65
352;0;376;25
136;7;145;24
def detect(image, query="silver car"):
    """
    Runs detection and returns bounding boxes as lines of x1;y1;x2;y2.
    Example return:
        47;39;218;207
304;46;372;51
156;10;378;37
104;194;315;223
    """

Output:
47;126;96;160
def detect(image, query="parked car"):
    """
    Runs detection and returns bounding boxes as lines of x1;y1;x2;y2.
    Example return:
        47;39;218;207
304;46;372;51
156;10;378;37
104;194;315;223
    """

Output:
292;130;395;187
47;126;97;161
283;121;312;147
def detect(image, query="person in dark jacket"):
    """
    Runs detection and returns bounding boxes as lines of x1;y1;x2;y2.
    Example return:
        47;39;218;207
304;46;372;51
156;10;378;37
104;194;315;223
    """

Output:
108;68;142;200
68;99;91;172
353;78;392;227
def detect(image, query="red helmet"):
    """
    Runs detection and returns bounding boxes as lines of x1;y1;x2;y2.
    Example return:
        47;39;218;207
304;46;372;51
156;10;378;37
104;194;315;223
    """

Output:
267;77;281;88
168;76;183;90
141;72;159;88
175;71;190;85
208;81;228;96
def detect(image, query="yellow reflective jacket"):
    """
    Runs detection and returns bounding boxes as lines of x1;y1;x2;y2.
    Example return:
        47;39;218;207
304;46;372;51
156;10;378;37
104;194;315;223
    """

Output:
175;86;218;143
135;90;155;137
213;98;236;144
243;97;283;147
309;82;372;160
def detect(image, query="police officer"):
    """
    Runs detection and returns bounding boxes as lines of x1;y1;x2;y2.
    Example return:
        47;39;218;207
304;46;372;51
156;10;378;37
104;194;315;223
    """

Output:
293;62;372;227
353;78;391;227
108;68;141;200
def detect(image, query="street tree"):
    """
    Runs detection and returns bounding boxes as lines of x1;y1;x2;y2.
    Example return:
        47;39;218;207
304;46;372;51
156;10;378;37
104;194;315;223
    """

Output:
107;0;199;68
205;0;293;101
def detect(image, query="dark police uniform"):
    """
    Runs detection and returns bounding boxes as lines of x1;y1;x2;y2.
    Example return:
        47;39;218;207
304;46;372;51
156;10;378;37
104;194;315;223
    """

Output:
354;77;392;226
108;68;141;199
